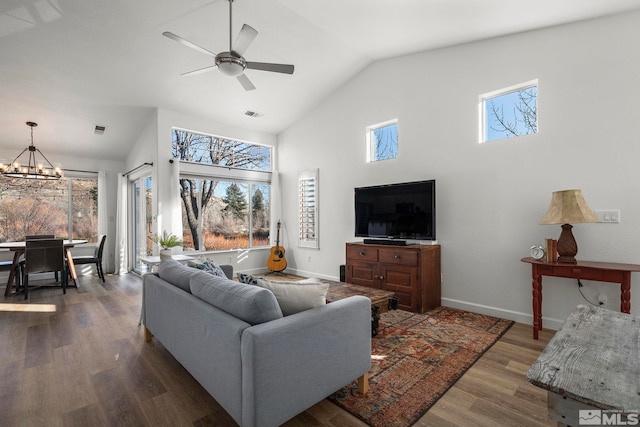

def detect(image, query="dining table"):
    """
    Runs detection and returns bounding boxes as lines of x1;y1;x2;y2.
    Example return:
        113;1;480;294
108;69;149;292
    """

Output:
0;239;87;297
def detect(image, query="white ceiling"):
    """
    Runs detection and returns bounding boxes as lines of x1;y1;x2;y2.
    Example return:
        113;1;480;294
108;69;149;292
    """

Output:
1;0;639;162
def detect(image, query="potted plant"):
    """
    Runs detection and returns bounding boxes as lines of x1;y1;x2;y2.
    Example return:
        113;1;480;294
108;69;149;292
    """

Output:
152;231;183;259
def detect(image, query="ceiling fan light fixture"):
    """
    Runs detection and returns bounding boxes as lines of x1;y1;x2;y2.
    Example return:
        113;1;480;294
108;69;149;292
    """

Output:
216;53;246;77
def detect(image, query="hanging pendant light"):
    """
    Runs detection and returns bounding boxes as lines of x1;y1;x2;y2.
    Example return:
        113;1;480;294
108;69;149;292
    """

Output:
0;121;63;180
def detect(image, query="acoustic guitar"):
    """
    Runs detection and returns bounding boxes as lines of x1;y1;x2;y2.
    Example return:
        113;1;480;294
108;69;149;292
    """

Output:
267;221;287;272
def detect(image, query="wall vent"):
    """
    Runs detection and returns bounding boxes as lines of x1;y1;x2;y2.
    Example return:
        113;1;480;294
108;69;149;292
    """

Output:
94;125;106;135
244;110;263;118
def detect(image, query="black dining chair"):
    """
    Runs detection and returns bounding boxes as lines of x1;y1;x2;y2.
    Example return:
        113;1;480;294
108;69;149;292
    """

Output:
71;235;106;282
20;234;58;281
22;238;67;299
25;234;55;240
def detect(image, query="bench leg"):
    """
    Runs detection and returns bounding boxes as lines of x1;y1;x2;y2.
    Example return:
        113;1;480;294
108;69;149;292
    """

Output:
144;327;153;342
357;372;369;394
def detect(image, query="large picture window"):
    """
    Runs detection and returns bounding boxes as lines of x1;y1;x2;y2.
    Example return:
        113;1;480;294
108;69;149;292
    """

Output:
0;175;98;242
172;128;271;251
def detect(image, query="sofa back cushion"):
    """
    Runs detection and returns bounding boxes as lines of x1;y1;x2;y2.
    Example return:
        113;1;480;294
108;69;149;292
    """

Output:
190;273;283;325
158;258;207;293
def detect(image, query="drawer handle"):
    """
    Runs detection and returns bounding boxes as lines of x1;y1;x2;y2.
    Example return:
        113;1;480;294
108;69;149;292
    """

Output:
374;275;384;280
359;251;367;256
394;255;400;260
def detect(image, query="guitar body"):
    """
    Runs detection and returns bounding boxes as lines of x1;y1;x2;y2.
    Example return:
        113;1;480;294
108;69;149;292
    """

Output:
267;221;287;272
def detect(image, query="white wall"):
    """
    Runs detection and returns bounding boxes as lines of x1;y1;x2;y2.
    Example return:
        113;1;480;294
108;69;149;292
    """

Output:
277;10;640;329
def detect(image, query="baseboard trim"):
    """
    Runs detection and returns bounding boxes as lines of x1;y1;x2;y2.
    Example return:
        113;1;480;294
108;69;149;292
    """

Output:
441;297;565;331
236;268;567;331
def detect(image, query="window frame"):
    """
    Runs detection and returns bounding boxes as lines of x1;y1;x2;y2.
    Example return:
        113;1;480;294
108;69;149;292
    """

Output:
366;119;399;162
171;127;273;253
0;171;99;243
178;173;271;252
479;79;538;143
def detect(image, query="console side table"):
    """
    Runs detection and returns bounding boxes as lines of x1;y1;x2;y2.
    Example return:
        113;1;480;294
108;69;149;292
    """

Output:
521;257;640;339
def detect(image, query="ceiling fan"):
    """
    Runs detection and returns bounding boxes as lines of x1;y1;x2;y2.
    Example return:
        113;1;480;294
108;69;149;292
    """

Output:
163;0;294;91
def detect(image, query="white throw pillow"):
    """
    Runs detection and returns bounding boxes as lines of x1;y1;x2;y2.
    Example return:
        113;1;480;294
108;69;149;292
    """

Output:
255;278;328;315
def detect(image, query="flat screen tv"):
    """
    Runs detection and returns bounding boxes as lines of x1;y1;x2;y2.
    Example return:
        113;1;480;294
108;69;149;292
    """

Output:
354;180;436;241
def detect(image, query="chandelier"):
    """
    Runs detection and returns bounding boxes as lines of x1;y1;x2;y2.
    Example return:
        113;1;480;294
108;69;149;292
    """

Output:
1;122;63;180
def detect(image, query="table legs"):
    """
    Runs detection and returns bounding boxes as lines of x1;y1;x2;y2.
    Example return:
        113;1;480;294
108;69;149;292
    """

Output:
66;249;78;287
4;250;21;297
621;272;631;314
532;272;542;340
531;269;631;339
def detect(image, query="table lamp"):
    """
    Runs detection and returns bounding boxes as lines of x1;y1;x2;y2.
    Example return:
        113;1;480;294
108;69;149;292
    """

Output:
539;189;600;264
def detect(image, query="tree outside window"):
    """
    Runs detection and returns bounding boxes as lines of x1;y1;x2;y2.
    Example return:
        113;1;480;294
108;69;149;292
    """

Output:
367;120;398;162
0;177;98;242
482;81;538;142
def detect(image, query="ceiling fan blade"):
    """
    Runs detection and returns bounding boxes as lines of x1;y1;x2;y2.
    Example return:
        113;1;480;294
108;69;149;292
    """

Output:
232;24;258;56
236;73;256;91
246;62;294;75
181;65;218;76
162;31;217;57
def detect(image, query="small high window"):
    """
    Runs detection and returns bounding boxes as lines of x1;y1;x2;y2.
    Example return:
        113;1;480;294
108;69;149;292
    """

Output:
480;80;538;143
366;119;398;162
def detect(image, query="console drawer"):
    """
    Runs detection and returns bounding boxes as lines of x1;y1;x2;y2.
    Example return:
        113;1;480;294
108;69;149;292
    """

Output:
379;248;418;266
347;245;378;262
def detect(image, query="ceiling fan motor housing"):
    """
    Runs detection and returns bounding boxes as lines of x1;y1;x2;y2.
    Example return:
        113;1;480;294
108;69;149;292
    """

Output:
216;52;246;76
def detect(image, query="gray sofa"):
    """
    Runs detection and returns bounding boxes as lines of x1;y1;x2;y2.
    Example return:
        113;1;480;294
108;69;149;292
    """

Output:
142;258;371;427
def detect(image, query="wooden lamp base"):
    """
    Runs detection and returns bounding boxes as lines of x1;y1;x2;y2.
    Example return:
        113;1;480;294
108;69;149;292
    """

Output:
557;223;578;264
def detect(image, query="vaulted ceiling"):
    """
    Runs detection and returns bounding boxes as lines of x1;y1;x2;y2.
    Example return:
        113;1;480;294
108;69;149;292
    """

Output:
1;0;639;161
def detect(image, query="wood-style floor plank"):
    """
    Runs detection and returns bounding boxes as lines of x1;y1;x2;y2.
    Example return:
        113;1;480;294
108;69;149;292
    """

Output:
0;273;556;426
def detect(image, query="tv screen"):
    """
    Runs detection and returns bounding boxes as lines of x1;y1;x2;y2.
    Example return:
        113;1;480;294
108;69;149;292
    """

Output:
354;180;436;241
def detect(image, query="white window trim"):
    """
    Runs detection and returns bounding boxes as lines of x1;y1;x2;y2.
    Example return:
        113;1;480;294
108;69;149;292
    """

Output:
366;118;398;163
479;79;538;143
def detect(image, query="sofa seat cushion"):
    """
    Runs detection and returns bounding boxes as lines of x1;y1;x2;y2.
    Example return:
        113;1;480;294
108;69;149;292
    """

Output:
255;278;329;316
190;273;283;325
158;258;208;293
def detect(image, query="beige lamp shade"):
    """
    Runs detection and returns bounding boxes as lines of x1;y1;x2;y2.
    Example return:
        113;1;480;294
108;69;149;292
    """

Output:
539;189;600;225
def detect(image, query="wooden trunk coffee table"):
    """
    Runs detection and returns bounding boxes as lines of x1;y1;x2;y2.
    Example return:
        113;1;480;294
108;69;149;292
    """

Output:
321;280;396;336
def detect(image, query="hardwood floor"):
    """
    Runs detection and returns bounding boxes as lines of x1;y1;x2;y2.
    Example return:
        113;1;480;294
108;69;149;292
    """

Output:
0;273;556;426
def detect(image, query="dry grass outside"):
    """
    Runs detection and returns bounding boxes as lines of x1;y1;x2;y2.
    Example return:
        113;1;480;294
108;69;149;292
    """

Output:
183;231;269;251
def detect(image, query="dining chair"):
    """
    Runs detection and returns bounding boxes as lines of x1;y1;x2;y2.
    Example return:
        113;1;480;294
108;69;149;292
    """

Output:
25;234;55;240
71;235;106;282
20;235;58;281
22;239;67;300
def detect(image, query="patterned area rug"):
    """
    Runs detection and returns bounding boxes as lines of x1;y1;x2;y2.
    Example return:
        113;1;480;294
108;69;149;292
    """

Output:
329;307;514;427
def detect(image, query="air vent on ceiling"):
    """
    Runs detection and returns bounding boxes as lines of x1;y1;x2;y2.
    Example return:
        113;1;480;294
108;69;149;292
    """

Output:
244;110;263;118
94;125;107;135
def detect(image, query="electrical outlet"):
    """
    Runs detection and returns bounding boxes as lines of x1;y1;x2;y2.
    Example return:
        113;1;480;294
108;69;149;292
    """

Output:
307;255;312;262
597;294;607;307
228;256;232;263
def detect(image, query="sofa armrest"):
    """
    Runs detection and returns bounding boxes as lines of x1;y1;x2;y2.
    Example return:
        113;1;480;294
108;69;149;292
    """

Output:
240;295;371;427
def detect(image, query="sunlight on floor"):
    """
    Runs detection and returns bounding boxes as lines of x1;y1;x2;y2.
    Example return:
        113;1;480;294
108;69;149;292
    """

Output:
0;303;57;312
371;354;387;361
